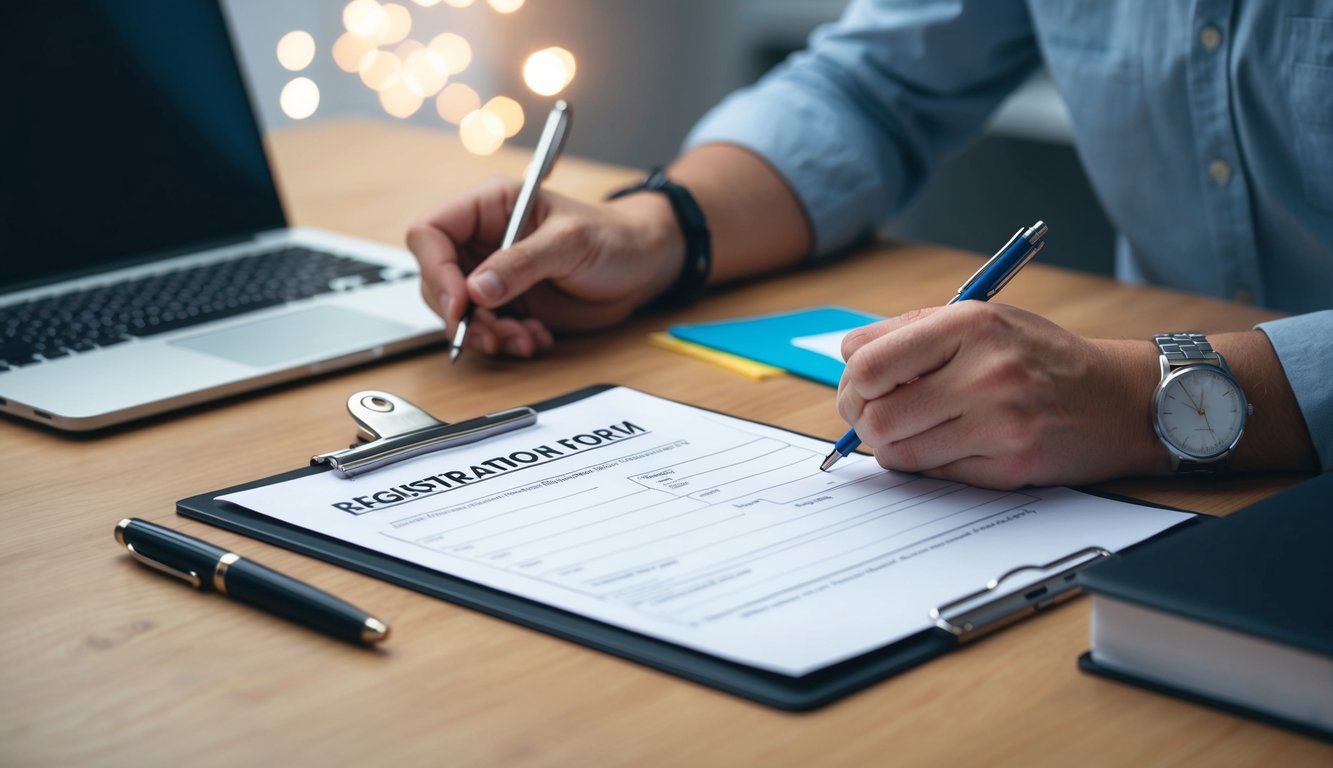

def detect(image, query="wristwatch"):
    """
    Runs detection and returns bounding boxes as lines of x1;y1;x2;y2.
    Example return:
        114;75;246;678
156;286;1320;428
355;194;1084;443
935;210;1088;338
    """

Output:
1151;332;1252;473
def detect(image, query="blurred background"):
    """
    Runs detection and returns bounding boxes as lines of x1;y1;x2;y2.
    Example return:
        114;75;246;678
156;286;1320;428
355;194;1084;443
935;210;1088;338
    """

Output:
222;0;1116;275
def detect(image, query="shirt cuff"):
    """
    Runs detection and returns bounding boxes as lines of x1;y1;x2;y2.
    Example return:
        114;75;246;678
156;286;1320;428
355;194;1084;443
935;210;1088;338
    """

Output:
1256;310;1333;472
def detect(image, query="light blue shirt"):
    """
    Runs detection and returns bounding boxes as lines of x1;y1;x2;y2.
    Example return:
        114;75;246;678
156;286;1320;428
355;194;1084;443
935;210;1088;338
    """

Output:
686;0;1333;470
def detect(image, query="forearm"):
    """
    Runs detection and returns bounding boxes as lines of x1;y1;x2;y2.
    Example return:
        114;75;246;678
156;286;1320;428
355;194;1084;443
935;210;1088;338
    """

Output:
668;143;812;285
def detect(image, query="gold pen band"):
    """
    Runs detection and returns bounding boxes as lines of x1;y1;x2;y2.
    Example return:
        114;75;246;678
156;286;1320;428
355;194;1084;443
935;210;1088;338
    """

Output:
213;552;241;594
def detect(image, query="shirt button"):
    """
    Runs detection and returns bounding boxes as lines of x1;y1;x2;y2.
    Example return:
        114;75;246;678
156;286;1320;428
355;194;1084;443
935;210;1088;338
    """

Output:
1232;288;1252;304
1208;159;1231;185
1200;25;1222;50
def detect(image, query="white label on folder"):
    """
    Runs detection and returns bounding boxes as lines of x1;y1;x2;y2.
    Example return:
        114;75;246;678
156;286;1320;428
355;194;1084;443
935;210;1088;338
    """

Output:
790;330;850;361
218;387;1191;676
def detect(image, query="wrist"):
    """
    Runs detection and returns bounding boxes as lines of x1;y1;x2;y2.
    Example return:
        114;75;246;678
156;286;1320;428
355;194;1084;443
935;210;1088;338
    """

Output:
1096;339;1173;477
605;191;686;309
606;168;712;309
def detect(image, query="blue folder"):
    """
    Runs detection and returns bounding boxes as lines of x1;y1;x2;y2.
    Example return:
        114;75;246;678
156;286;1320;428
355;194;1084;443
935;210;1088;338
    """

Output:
670;307;882;387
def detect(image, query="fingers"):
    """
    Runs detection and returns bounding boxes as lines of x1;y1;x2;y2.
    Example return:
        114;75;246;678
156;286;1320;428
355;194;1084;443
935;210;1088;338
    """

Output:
459;310;555;358
407;177;520;324
464;213;594;309
839;307;939;361
840;305;958;404
408;224;469;322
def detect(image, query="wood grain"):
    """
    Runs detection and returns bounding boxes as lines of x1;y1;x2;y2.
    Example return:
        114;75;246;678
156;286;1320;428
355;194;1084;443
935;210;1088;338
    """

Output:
3;119;1326;766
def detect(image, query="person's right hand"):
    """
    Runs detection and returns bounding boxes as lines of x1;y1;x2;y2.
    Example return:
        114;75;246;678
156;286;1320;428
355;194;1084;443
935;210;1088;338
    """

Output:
406;177;684;358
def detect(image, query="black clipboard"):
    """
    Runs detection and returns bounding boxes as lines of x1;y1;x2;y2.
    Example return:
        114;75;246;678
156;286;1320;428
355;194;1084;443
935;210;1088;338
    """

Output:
177;384;1195;711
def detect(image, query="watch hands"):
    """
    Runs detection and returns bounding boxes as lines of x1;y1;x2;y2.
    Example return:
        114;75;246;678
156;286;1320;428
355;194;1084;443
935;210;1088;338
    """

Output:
1180;383;1202;414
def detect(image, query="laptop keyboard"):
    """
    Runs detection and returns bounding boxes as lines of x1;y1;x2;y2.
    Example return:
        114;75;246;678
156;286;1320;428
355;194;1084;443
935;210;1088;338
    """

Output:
0;247;407;371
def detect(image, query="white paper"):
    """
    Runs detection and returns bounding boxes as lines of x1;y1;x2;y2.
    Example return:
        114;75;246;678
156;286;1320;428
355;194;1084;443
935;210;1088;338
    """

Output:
790;330;850;362
219;387;1192;676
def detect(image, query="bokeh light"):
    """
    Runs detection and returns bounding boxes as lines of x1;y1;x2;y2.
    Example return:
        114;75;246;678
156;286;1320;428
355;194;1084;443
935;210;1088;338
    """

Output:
280;77;320;120
375;3;413;45
523;47;576;96
403;48;449;97
343;0;386;38
378;73;425;117
435;82;481;124
483;96;524;137
276;30;316;71
394;38;425;59
428;33;472;75
331;32;376;72
358;49;402;91
313;0;575;154
459;108;505;155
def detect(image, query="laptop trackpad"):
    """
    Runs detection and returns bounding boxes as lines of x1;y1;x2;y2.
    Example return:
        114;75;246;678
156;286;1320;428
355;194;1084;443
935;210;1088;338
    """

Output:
170;306;414;368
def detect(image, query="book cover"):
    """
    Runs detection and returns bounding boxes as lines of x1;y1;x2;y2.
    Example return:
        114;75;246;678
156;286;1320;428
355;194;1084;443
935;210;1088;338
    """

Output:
1078;472;1333;739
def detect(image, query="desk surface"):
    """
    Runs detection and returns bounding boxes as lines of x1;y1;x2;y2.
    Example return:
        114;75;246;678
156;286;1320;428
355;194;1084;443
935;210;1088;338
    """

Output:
4;120;1328;766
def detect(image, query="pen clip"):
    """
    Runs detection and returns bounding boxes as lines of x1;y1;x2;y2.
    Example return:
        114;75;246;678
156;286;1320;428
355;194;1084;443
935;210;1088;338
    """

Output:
955;228;1024;297
981;240;1043;299
312;390;538;477
929;545;1110;642
125;543;203;589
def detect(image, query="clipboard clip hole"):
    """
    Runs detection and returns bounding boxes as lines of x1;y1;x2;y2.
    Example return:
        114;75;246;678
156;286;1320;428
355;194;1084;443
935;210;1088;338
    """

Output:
361;395;394;413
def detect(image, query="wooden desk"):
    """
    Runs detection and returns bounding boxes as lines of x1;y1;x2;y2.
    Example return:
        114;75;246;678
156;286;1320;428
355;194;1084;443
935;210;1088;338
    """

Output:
4;120;1327;766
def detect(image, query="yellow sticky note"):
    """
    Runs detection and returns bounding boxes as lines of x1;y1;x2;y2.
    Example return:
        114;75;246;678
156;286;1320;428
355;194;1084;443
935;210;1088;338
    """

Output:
648;332;786;381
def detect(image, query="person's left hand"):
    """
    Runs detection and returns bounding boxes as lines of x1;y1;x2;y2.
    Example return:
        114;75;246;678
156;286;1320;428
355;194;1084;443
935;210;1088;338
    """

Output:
836;302;1165;489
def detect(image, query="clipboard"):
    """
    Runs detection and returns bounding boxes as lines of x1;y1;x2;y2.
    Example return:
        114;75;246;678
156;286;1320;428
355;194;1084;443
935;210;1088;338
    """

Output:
177;384;1194;711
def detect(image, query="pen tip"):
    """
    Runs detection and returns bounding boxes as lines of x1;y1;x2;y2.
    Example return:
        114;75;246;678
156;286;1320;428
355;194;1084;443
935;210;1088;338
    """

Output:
362;617;390;644
449;346;461;364
820;451;840;472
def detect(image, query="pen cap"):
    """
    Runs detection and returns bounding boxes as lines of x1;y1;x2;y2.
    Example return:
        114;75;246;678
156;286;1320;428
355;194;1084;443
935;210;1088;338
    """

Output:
117;518;227;584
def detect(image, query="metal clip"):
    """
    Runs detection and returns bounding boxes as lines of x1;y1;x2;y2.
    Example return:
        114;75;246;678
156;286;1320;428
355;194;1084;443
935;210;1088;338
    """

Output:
929;546;1110;642
124;543;203;589
955;228;1024;297
312;390;538;477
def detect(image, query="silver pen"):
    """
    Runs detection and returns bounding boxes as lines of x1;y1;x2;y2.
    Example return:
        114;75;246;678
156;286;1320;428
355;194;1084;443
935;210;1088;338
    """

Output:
452;100;572;363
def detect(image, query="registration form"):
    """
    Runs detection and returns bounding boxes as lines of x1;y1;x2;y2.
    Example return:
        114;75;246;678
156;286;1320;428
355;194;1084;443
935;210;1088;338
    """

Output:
219;387;1192;676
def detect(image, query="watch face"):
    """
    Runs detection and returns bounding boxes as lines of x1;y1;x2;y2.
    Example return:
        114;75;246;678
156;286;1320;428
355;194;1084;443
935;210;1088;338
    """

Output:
1155;366;1247;459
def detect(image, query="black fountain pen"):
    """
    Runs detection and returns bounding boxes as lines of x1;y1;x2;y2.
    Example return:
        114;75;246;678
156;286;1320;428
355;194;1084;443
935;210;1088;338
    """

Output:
115;518;389;646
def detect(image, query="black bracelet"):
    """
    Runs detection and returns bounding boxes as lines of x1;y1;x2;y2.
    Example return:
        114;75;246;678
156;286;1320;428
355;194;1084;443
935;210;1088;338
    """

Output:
607;167;712;308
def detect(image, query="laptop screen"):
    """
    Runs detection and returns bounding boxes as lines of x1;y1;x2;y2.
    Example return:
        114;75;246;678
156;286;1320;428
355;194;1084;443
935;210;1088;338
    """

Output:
1;0;287;292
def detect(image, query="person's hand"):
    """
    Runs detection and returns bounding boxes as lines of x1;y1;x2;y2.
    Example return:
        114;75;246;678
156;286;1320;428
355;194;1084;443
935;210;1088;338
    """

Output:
836;302;1165;489
406;177;683;357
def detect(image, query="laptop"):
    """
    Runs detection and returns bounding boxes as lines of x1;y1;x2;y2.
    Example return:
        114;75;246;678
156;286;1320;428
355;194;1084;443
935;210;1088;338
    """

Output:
0;0;446;432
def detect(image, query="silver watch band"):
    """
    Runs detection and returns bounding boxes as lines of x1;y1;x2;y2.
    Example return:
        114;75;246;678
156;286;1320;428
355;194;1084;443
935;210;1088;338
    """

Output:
1153;332;1226;371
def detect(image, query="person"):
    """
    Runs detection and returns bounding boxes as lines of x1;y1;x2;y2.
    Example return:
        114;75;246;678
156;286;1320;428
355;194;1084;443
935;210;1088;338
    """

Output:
407;0;1331;489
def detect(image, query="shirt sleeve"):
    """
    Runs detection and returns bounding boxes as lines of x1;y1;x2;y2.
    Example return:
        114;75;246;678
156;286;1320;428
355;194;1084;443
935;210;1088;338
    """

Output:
1255;310;1333;472
684;0;1041;258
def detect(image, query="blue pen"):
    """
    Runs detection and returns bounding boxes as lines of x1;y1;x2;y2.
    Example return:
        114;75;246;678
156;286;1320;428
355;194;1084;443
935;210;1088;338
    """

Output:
819;220;1048;471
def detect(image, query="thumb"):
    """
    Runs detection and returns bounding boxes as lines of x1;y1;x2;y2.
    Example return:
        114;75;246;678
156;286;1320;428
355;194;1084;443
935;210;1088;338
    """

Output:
465;218;586;308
